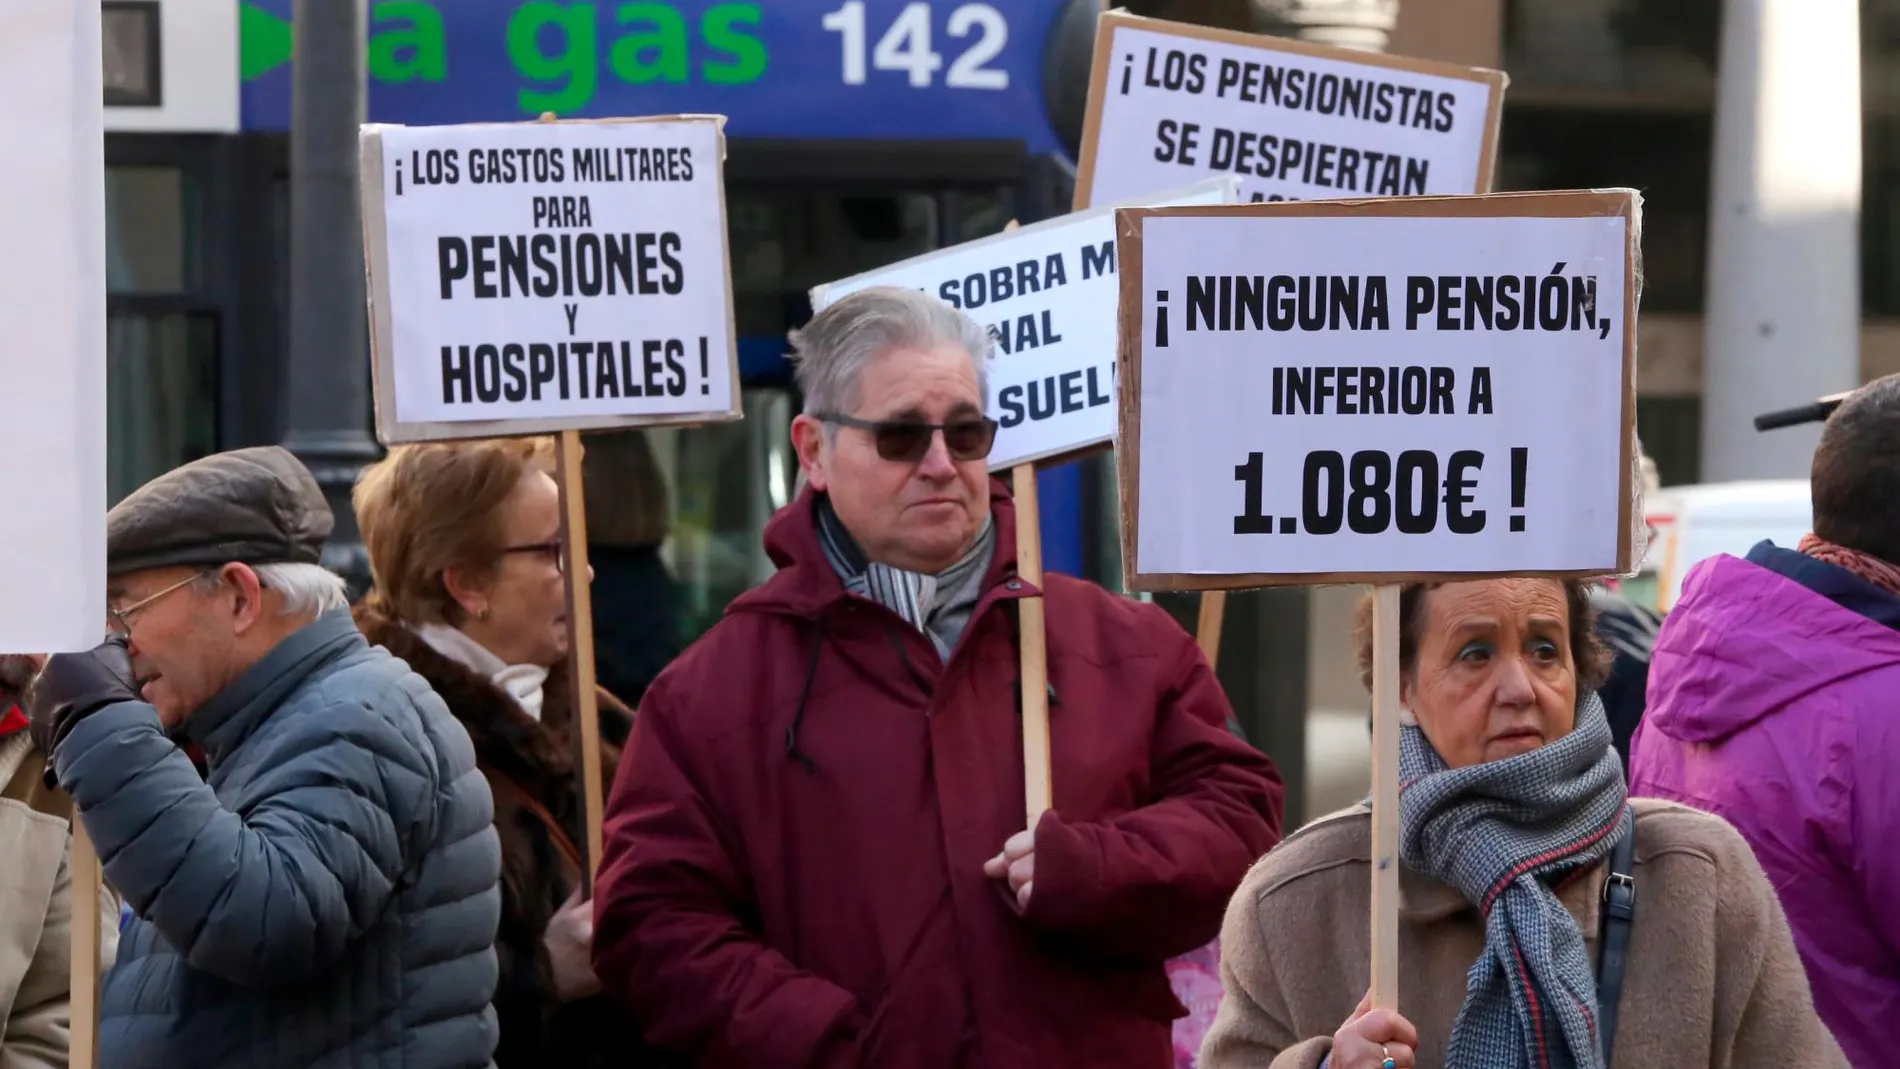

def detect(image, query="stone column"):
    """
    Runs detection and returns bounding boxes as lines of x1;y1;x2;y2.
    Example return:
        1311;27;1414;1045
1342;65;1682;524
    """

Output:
1252;0;1401;52
284;0;380;592
1702;0;1861;480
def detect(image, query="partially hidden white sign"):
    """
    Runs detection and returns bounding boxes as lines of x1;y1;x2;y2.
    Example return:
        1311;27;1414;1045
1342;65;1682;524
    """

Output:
1078;12;1505;209
0;0;106;652
1118;193;1639;587
362;116;740;442
812;177;1239;470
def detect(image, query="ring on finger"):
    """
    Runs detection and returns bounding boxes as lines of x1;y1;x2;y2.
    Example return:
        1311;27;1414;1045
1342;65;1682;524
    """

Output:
1381;1044;1396;1069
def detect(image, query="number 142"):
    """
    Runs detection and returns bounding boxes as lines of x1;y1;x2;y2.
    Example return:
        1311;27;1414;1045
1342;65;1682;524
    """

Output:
821;2;1011;89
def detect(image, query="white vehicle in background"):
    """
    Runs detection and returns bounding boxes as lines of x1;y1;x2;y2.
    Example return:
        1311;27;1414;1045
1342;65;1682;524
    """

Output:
1626;479;1813;613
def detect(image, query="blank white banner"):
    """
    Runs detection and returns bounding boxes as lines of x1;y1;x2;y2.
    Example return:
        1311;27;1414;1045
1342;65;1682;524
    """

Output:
0;2;107;652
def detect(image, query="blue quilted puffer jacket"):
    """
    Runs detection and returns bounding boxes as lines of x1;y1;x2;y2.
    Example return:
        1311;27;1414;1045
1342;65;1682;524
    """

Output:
56;610;502;1068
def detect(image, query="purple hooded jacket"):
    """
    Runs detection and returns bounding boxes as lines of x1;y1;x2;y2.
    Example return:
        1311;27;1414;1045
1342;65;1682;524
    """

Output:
1630;542;1900;1068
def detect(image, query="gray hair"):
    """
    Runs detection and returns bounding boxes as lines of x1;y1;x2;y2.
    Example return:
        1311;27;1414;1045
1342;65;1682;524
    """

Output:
791;287;992;416
193;561;350;621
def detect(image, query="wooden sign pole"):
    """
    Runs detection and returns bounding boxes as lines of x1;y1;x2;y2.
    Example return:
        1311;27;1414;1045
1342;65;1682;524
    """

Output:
554;430;608;890
988;219;1053;825
1015;464;1054;824
1195;590;1227;669
70;821;102;1069
1368;584;1402;1009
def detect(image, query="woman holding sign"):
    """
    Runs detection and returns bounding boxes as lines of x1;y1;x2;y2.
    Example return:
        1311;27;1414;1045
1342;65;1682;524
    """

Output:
352;439;645;1069
1199;577;1845;1069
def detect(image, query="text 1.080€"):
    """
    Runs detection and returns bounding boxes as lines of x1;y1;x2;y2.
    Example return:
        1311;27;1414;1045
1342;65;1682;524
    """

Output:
1231;447;1529;537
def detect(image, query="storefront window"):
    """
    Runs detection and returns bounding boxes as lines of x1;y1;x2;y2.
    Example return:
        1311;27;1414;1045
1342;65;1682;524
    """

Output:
106;166;202;293
641;389;799;639
107;313;219;503
1503;0;1717;101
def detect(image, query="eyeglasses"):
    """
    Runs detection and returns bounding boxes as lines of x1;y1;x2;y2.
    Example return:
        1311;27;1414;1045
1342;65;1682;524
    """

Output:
814;411;998;463
108;569;211;636
501;539;565;575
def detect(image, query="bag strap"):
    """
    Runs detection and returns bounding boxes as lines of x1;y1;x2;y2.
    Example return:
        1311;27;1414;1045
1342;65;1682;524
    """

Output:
1595;808;1637;1067
482;766;585;881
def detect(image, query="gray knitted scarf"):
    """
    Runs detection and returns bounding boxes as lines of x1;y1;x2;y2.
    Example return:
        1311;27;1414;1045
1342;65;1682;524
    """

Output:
1398;692;1632;1069
815;496;995;658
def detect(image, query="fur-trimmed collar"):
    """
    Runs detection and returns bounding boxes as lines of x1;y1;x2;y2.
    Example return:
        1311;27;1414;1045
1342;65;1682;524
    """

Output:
354;606;633;817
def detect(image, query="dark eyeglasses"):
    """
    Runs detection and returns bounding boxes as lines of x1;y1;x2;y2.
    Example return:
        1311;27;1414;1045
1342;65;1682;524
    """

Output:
501;540;565;574
814;411;998;463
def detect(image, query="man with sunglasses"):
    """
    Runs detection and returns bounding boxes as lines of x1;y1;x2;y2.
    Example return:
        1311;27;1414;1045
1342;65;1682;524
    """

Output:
594;287;1285;1068
21;446;503;1069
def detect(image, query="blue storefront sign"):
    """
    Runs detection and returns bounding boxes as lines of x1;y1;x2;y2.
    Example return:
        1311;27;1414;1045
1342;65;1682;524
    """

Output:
239;0;1068;153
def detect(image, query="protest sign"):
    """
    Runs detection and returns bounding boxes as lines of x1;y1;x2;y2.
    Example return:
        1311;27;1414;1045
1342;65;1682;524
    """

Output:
360;115;741;444
1118;190;1640;1016
361;113;745;882
811;177;1239;469
0;1;106;653
1116;190;1641;590
3;7;109;1062
1074;11;1505;210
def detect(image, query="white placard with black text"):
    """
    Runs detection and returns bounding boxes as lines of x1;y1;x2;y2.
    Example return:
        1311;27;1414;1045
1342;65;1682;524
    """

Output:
811;177;1239;470
1077;12;1505;209
0;1;106;651
1119;194;1638;586
361;116;741;443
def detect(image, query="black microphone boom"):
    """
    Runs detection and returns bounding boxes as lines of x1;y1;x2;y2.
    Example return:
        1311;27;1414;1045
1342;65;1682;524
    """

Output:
1754;392;1852;432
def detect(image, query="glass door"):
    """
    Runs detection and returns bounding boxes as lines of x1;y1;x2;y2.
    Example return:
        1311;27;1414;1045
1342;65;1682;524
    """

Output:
104;137;233;504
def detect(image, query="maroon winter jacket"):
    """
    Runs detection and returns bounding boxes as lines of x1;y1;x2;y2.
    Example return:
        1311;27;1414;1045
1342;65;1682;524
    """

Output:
593;480;1284;1068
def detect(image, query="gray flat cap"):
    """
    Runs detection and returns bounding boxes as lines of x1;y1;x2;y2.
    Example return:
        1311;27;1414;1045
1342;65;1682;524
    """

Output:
107;446;333;577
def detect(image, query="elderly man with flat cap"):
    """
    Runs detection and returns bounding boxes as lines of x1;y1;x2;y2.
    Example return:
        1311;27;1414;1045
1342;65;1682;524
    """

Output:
23;446;504;1069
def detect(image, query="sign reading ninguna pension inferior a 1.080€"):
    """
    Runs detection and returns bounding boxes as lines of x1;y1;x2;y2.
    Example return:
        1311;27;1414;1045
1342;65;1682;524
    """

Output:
810;176;1239;470
360;115;741;443
1115;190;1642;589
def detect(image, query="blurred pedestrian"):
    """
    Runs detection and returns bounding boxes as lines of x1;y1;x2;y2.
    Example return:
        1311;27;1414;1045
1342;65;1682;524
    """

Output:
1202;578;1844;1069
24;446;501;1069
353;437;645;1069
1632;373;1900;1068
592;287;1285;1068
581;428;682;710
0;655;119;1068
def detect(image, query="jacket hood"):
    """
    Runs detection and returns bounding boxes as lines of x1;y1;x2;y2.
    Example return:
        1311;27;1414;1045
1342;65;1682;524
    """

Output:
730;475;1025;620
1644;545;1900;744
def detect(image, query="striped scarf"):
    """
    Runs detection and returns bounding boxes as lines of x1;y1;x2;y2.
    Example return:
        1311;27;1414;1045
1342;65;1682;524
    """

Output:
816;497;996;658
1399;692;1631;1069
1799;533;1900;598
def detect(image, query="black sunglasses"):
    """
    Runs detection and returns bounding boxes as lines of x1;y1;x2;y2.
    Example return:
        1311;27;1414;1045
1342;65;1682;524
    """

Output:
815;411;998;463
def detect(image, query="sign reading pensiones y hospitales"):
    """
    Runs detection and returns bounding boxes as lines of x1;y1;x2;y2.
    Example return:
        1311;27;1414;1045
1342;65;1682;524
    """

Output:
1114;191;1641;589
1074;11;1505;210
360;115;740;443
809;177;1239;470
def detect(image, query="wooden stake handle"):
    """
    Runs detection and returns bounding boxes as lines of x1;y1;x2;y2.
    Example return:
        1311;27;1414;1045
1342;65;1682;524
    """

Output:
555;430;607;892
1196;590;1227;670
71;820;102;1069
1013;464;1052;824
1369;584;1402;1010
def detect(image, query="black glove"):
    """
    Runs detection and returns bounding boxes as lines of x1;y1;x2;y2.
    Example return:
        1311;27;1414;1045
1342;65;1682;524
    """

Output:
25;634;138;784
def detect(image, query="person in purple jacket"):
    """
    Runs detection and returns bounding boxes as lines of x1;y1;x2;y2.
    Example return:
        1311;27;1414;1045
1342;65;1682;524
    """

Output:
1630;373;1900;1068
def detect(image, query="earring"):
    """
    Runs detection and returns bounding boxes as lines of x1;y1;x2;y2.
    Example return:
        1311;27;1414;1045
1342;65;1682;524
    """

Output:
476;607;491;622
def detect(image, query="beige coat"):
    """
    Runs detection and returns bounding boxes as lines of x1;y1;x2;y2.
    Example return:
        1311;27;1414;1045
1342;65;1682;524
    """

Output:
1202;797;1846;1069
0;733;119;1069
